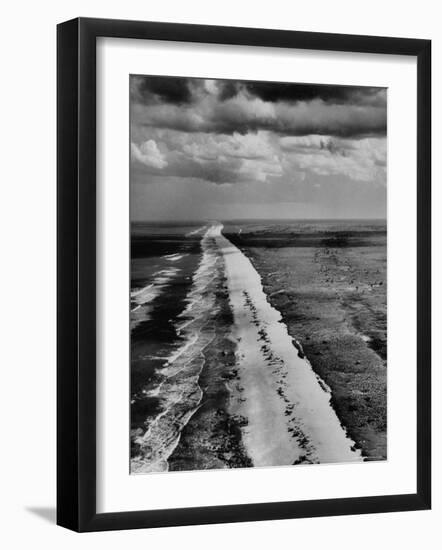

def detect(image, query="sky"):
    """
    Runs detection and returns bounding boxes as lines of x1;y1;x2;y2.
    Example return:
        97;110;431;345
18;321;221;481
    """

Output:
130;75;387;221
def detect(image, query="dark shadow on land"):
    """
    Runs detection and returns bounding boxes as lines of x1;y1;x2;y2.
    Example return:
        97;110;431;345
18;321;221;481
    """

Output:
26;506;56;524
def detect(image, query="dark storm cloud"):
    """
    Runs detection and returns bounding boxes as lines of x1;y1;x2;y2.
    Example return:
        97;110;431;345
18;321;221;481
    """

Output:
131;75;386;108
139;117;385;138
132;99;386;138
131;76;386;139
218;80;240;101
235;82;386;107
131;75;195;105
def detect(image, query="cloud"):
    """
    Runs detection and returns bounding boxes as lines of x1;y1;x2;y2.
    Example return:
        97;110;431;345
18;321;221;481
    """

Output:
131;140;168;169
130;76;387;188
179;131;275;161
280;135;386;182
132;89;386;139
131;127;385;186
131;75;194;105
220;81;386;107
280;135;356;155
131;130;282;184
132;75;386;107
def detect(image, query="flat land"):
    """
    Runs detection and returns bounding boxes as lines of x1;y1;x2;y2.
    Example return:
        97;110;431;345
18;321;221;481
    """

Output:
227;224;387;460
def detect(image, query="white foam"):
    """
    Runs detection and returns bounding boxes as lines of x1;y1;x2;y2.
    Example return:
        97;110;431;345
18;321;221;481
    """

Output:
186;225;207;237
130;268;180;330
213;223;361;466
164;253;187;262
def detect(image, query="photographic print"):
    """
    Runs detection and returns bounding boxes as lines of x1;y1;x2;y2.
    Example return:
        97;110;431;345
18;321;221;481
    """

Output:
130;75;387;474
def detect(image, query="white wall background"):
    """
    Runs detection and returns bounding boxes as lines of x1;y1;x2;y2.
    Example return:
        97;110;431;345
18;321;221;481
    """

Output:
0;0;440;547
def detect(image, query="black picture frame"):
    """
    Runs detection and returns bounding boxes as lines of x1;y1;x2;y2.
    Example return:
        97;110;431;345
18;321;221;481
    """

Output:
57;17;431;532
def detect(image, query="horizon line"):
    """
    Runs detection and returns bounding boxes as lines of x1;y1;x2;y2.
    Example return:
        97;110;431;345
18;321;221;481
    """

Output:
131;217;387;223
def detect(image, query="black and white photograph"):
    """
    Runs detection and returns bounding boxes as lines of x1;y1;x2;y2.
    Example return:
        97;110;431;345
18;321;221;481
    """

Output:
130;75;387;473
0;0;435;542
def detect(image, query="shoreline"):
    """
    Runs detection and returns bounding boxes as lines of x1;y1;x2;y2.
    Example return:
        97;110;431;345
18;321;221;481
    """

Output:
168;279;252;471
168;259;251;470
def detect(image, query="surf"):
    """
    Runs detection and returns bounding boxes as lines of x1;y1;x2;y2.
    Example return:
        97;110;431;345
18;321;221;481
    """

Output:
130;226;223;473
130;267;181;330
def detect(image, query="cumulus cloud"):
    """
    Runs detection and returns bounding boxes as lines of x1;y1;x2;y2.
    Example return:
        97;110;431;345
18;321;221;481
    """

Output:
280;135;386;182
280;135;356;155
178;131;275;161
131;130;282;184
130;76;386;188
131;140;168;169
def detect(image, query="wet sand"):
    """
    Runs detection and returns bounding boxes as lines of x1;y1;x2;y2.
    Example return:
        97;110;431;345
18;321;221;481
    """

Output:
168;235;251;470
168;277;251;471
